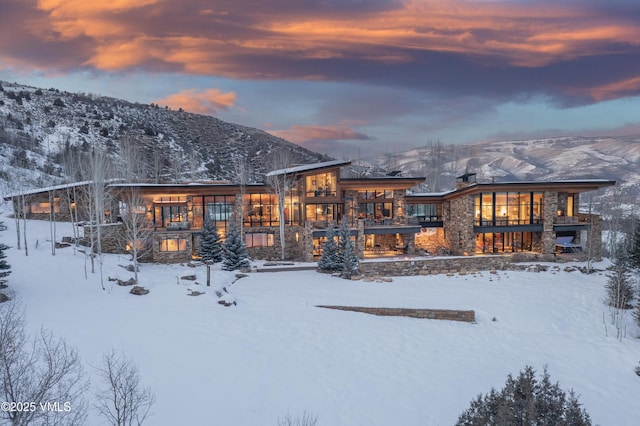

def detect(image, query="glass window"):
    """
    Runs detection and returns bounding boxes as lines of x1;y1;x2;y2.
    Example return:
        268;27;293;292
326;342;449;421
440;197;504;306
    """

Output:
306;172;337;197
245;233;274;247
159;237;187;252
243;193;279;227
29;198;60;214
407;203;441;220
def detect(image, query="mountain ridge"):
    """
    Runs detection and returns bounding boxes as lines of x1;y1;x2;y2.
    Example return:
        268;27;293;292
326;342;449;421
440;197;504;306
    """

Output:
0;79;331;193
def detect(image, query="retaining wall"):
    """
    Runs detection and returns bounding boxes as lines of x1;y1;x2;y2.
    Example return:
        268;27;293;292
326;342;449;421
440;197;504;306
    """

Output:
317;305;475;322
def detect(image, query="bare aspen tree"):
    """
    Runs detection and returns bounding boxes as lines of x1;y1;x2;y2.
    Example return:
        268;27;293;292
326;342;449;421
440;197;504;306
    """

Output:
234;156;252;240
94;350;156;426
265;149;296;260
79;148;114;290
119;136;154;282
0;299;88;426
49;189;57;255
61;149;82;250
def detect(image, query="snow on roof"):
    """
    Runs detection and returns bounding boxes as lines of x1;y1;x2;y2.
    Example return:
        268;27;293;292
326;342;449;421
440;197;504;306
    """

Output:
265;160;351;177
4;179;125;200
407;190;456;197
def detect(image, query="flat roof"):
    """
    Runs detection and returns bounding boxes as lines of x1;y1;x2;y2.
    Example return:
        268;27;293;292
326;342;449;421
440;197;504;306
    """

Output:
265;160;351;177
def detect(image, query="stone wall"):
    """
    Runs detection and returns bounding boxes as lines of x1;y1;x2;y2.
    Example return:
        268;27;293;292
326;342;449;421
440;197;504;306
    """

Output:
357;252;569;276
83;223;127;254
542;190;558;255
445;196;474;255
152;231;193;263
246;225;306;261
316;305;475;322
578;213;603;261
360;256;510;276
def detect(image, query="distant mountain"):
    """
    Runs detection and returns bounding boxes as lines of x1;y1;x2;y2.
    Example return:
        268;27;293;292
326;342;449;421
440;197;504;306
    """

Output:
0;80;331;193
363;136;640;198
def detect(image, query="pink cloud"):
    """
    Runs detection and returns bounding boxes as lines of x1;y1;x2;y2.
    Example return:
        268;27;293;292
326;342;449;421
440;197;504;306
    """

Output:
154;88;236;115
268;125;371;144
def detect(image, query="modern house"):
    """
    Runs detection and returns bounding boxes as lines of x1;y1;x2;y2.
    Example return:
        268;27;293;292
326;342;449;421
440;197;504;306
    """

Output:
5;160;615;263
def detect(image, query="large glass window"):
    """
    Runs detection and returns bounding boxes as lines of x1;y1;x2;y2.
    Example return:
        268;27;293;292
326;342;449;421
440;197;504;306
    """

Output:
476;232;533;253
356;190;394;223
306;172;337;197
475;192;543;226
243;193;279;227
406;203;442;221
159;237;187;252
306;203;341;227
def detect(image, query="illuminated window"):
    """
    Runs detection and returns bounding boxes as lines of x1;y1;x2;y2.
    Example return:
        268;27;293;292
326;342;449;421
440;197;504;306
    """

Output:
29;198;60;214
159;237;187;252
245;233;274;248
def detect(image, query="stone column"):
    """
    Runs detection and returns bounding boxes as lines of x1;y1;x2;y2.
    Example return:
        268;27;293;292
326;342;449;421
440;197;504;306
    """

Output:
357;219;365;258
393;190;407;225
303;221;315;262
542;191;557;255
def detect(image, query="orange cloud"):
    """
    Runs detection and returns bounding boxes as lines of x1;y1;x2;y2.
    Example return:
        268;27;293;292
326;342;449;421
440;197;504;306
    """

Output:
568;75;640;102
21;0;639;73
269;125;371;143
154;88;237;115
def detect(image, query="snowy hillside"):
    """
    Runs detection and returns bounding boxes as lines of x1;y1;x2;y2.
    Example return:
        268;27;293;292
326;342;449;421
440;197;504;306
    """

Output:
1;209;639;425
0;80;330;193
365;136;640;197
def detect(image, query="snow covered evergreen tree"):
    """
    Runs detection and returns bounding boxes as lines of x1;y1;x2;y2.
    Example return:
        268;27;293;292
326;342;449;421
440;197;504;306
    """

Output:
338;219;359;278
456;366;591;426
0;222;10;288
340;237;359;278
222;216;250;271
605;253;634;309
197;218;223;263
317;225;340;271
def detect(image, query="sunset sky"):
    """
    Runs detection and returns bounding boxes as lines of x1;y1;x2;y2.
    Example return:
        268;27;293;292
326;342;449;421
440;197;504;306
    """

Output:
1;0;640;157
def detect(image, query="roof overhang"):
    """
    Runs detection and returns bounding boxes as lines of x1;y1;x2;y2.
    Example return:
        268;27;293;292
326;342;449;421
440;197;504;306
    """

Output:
448;180;616;198
340;177;425;191
265;160;351;177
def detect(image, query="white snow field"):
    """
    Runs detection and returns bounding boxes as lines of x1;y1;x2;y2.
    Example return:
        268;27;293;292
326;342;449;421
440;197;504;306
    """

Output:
1;212;639;425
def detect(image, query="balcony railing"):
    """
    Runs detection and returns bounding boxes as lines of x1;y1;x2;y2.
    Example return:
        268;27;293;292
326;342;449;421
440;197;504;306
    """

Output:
554;216;580;225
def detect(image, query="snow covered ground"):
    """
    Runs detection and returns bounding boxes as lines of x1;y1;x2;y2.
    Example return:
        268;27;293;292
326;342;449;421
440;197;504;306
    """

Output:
1;209;639;425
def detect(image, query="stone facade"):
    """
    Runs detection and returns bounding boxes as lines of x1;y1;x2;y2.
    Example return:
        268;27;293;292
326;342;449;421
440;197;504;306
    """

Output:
246;225;306;261
445;196;476;255
152;231;193;263
541;190;558;255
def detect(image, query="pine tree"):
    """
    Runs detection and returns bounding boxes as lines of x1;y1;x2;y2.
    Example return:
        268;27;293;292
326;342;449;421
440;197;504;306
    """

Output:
338;219;359;278
317;225;340;271
605;254;634;309
456;366;591;426
222;216;250;271
0;222;10;288
341;237;359;278
198;218;223;263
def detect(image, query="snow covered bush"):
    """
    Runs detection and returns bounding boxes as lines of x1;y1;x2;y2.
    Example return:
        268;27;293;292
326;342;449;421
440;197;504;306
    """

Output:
197;217;223;263
222;216;250;271
338;219;359;279
456;366;591;426
317;225;339;272
277;411;318;426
